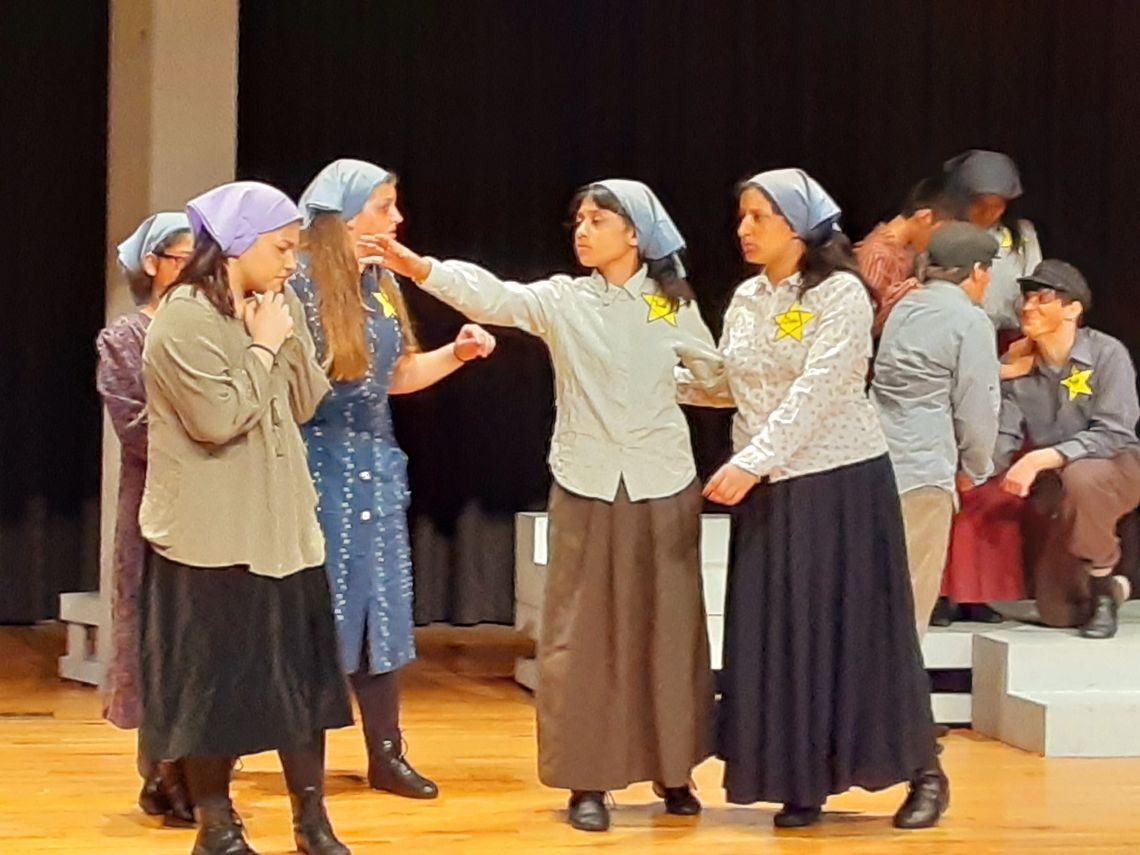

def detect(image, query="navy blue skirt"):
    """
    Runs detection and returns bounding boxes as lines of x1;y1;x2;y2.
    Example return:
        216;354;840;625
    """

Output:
718;455;935;807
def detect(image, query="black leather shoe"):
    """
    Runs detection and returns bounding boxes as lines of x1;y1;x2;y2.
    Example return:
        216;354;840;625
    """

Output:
568;790;610;832
653;783;701;816
367;739;439;799
1080;594;1119;639
930;597;955;628
774;804;821;828
290;786;350;855
138;769;171;817
961;603;1004;623
191;801;258;855
893;760;950;829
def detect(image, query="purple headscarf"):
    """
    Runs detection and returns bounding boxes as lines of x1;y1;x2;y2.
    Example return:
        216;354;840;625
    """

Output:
186;181;301;256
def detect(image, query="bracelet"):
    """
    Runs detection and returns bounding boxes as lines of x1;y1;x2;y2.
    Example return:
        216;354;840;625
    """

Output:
249;342;278;360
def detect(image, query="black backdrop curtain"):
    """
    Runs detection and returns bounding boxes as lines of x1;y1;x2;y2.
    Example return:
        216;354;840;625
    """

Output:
1;3;107;622
3;0;1139;623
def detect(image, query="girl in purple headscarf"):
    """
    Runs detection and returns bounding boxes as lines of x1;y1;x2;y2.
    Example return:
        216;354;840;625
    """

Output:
138;181;353;855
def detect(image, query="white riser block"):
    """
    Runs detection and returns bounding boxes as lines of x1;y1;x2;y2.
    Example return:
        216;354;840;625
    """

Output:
1029;692;1140;757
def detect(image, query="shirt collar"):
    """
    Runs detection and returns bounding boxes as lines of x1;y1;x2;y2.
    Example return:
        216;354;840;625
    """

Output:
589;264;650;300
755;269;804;294
1029;327;1095;376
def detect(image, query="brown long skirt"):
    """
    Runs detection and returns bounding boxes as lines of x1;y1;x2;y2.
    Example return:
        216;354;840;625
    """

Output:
536;479;714;791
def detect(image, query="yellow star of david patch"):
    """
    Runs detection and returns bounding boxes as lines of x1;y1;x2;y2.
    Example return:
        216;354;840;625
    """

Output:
999;227;1013;249
374;290;397;319
774;302;815;341
643;292;678;326
1060;367;1093;401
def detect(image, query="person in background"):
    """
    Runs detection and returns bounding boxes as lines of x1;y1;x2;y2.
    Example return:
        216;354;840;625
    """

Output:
943;149;1043;336
994;260;1140;639
872;222;1001;638
98;212;195;824
855;174;955;338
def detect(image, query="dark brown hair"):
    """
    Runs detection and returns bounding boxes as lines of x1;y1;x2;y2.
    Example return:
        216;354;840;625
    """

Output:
167;234;234;316
740;181;868;297
125;228;192;305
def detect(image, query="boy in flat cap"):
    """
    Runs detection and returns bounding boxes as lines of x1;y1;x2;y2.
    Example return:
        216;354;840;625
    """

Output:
873;222;1002;636
995;260;1140;638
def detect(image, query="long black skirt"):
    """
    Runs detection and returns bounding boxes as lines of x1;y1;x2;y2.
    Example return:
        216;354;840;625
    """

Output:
718;455;935;807
139;551;353;760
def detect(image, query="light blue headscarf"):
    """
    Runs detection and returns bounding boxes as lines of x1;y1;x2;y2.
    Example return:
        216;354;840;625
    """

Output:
116;212;191;276
593;179;685;262
187;182;301;257
744;168;842;245
298;158;393;227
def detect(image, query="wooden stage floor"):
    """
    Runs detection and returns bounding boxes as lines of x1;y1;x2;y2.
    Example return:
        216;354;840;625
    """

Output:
2;623;1138;854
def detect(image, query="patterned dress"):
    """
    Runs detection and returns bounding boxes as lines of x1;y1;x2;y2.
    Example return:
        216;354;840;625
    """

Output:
291;261;416;675
95;311;151;729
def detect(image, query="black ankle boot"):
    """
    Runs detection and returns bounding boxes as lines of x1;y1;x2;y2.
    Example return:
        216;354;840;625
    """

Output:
774;803;821;828
652;782;701;816
290;787;350;855
568;790;610;832
1081;575;1120;639
191;800;258;855
367;738;439;799
138;762;171;817
893;756;950;829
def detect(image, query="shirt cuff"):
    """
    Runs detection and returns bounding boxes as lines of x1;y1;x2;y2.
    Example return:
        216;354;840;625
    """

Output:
1053;439;1089;463
731;445;770;477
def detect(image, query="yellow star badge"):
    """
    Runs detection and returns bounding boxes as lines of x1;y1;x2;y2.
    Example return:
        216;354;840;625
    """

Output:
774;302;815;341
999;227;1014;250
643;292;678;326
374;290;397;318
1060;367;1093;401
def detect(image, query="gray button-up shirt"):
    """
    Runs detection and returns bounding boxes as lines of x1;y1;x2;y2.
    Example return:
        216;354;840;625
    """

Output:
994;327;1140;470
418;259;725;502
872;280;1001;499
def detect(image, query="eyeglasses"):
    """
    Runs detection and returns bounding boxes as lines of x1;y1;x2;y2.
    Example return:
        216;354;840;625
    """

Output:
1021;288;1059;306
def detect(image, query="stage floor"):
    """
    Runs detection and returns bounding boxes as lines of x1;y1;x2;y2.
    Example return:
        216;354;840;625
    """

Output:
2;624;1139;854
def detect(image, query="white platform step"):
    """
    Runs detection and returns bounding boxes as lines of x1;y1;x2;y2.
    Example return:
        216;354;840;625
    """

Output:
58;592;109;686
972;602;1140;756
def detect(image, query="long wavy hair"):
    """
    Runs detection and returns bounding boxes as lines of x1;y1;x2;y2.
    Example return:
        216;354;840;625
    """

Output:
302;211;419;382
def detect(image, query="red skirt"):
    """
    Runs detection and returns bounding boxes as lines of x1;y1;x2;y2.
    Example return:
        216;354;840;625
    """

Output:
941;477;1026;603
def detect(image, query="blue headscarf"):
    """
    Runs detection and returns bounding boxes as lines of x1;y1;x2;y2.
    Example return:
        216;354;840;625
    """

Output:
187;182;301;257
592;179;685;262
298;158;393;227
116;212;191;276
744;168;842;245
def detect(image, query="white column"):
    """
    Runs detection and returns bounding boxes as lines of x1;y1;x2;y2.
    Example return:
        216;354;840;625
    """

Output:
60;0;239;684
